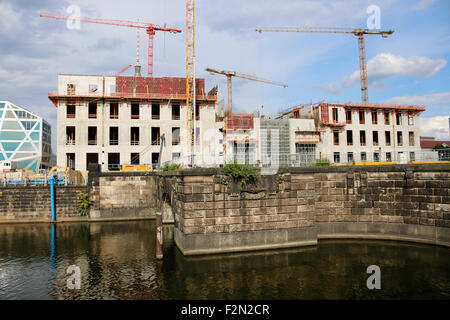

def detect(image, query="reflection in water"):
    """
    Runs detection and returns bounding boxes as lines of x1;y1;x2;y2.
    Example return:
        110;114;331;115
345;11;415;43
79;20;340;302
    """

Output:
0;221;449;299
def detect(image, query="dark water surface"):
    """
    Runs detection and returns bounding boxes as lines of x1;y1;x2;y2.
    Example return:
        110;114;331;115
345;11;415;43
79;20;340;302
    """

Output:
0;220;449;300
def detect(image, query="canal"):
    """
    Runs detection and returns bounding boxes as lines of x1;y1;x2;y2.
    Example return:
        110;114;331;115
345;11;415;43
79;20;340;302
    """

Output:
0;220;449;299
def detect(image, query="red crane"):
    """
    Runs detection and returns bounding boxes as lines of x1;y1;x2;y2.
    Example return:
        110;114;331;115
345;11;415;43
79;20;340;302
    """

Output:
115;64;132;76
40;13;182;77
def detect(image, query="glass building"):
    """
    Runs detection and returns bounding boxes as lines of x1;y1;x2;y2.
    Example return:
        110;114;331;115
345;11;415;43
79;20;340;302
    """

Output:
0;101;52;170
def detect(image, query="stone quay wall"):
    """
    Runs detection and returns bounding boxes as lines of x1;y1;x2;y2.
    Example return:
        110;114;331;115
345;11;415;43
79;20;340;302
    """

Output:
0;185;87;223
87;165;158;221
162;164;450;255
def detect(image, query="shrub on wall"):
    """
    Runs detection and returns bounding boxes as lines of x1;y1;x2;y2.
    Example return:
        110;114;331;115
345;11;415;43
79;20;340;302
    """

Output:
315;158;330;166
162;163;181;171
223;161;260;186
77;193;92;216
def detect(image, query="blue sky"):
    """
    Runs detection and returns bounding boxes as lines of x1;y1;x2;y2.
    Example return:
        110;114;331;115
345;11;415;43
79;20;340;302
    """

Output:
0;0;449;151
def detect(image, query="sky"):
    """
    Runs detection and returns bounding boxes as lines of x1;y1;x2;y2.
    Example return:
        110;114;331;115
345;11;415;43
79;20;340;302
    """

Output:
0;0;449;153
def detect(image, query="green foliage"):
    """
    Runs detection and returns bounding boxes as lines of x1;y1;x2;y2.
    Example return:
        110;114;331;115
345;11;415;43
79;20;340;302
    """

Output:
162;163;181;171
433;144;450;150
315;158;330;166
223;161;260;186
77;193;92;216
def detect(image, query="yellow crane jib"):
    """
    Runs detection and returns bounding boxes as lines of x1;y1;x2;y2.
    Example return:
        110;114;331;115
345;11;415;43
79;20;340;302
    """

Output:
255;27;394;104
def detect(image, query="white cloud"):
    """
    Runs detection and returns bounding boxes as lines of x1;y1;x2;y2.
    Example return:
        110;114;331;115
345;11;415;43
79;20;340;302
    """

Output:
412;0;437;11
419;116;450;140
0;2;21;33
321;53;447;94
386;92;450;105
342;53;447;88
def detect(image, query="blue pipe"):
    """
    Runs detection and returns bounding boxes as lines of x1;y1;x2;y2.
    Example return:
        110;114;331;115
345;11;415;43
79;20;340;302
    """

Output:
50;224;56;269
50;174;56;221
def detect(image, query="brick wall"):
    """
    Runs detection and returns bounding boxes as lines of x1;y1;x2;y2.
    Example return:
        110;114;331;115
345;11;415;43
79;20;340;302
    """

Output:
0;185;87;222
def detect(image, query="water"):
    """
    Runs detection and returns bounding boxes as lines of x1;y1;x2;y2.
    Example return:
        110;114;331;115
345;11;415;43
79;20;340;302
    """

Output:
0;221;449;300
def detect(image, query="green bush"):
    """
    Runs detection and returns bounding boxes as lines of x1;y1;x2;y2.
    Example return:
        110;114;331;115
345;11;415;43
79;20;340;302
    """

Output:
77;193;92;216
223;161;260;186
162;163;181;171
315;158;330;166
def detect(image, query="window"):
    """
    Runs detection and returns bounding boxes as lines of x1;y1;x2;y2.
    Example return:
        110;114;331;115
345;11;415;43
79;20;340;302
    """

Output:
372;111;378;124
89;84;98;93
131;153;140;165
172;104;180;120
332;108;338;122
152;127;160;145
109;127;118;145
408;115;414;125
131;103;139;119
346;109;352;124
110;85;116;93
67;84;75;95
172;152;181;160
131;127;140;145
397;131;403;146
88;103;97;118
347;152;354;163
66;126;75;145
88;127;97;145
172;127;180;145
384;111;390;125
361;152;367;162
108;153;120;171
152;103;160;119
386;152;392;162
66;105;76;118
409;132;415;146
385;131;391;146
410;152;415;161
360;130;366;146
396;112;402;125
347;130;353;145
152;153;160;164
359;110;365;124
196;127;200;145
195;103;200;120
333;131;339;145
373;131;379;146
374;152;380;162
110;103;119;119
86;153;98;171
334;152;340;163
66;153;75;170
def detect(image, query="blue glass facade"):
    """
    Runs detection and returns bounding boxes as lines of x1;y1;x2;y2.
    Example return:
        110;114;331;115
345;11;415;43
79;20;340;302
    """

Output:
0;101;52;171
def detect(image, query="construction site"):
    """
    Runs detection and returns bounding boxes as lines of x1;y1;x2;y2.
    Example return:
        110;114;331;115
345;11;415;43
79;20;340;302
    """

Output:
1;2;448;180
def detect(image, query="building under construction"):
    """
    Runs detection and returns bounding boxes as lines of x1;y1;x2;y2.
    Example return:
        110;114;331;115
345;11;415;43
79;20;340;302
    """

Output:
50;72;218;171
224;101;426;166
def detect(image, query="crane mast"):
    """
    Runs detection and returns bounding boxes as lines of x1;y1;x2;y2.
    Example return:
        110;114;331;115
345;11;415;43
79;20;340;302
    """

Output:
255;27;394;103
186;0;196;163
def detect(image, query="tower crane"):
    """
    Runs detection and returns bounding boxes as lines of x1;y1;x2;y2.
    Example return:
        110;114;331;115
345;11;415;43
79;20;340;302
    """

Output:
255;27;394;103
205;68;288;115
186;0;196;162
40;13;182;77
115;64;132;76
